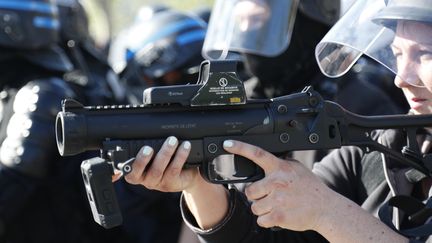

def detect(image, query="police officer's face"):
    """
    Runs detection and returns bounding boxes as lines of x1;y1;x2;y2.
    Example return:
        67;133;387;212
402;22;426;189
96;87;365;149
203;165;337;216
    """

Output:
233;0;270;32
392;21;432;115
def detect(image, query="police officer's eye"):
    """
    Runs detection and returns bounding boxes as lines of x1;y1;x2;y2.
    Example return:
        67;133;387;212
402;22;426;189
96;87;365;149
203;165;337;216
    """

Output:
393;50;403;59
391;45;402;58
418;50;432;61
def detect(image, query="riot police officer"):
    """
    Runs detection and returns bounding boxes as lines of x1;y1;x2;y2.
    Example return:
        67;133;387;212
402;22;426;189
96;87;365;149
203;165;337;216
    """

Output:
0;0;127;242
124;0;432;242
56;0;127;105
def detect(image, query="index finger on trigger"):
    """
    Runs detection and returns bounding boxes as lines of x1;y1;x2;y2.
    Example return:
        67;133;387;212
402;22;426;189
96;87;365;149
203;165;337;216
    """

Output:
222;140;278;173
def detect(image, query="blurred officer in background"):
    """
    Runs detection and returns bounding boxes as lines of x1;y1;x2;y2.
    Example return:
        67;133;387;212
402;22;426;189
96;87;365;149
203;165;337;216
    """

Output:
0;0;128;242
57;0;127;105
118;9;207;103
203;0;409;168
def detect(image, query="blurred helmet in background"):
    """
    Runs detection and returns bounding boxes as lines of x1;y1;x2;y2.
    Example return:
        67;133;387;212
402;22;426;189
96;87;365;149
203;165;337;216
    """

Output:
56;0;89;43
202;0;355;60
0;0;60;49
108;4;170;73
122;10;207;86
0;0;72;72
202;0;355;97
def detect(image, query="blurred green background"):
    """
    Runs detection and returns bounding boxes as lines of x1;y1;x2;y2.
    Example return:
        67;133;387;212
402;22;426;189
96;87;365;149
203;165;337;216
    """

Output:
82;0;215;46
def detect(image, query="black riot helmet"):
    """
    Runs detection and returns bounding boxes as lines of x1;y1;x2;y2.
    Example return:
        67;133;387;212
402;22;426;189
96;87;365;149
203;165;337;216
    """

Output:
0;0;72;72
203;0;355;59
242;11;330;96
56;0;89;43
0;0;60;49
202;0;355;97
122;10;207;86
109;5;170;73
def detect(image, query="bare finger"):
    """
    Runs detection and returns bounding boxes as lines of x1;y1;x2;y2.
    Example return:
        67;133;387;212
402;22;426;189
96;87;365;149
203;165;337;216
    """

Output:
245;179;269;200
256;209;286;229
250;196;274;216
125;145;153;184
144;136;178;187
166;141;191;177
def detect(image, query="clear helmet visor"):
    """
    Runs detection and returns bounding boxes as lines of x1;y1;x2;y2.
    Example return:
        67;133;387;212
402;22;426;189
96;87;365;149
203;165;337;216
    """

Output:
315;0;432;88
202;0;299;60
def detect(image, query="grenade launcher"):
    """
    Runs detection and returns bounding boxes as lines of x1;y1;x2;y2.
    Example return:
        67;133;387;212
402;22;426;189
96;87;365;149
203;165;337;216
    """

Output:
55;60;432;229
